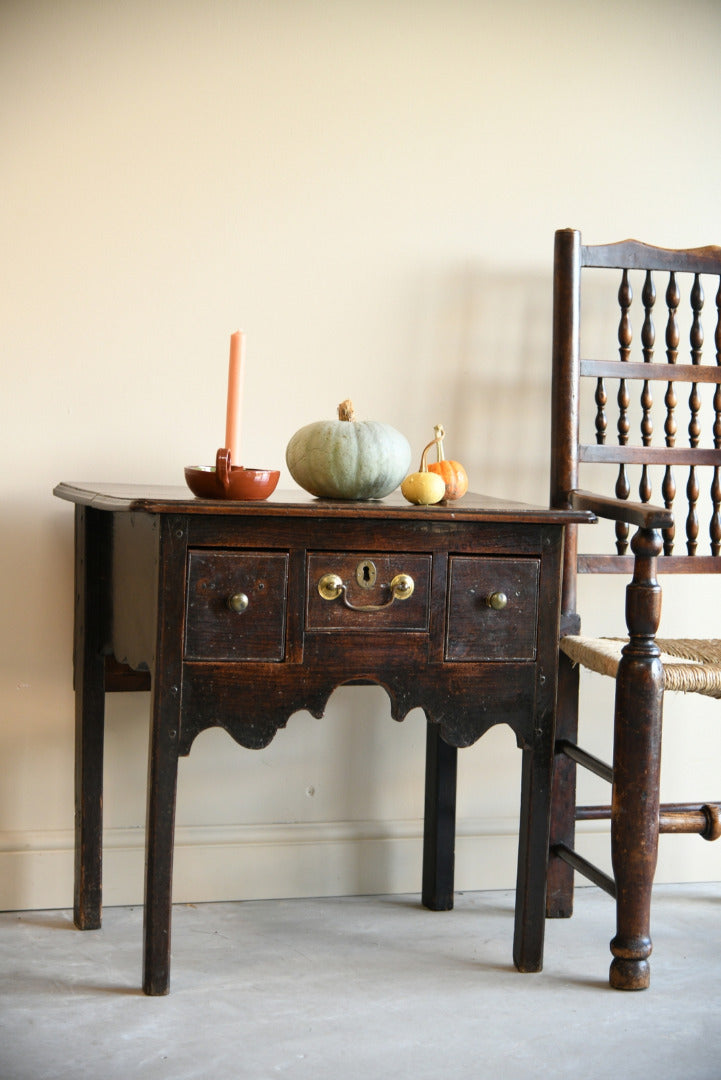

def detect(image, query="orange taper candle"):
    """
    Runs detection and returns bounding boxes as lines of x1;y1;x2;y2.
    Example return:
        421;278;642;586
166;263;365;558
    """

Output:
225;330;245;468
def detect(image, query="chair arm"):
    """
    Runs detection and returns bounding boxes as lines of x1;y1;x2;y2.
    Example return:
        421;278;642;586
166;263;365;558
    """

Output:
568;489;673;531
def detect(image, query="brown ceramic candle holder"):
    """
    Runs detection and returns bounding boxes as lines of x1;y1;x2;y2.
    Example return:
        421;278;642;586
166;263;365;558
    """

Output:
185;448;280;500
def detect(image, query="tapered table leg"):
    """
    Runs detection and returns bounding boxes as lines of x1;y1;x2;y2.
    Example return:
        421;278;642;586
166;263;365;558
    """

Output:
422;723;457;911
513;739;553;973
142;516;186;995
73;506;109;931
142;699;180;996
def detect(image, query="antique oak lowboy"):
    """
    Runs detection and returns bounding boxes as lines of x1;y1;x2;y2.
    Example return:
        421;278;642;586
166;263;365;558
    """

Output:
53;482;591;994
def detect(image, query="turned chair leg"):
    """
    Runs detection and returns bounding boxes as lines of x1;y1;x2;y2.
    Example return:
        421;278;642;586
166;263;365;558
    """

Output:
609;527;664;991
609;653;664;990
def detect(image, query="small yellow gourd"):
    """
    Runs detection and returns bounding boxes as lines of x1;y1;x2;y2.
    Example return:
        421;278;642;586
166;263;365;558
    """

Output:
401;430;447;505
401;470;446;505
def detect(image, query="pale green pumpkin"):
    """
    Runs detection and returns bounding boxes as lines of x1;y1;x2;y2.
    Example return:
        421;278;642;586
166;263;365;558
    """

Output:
286;400;411;500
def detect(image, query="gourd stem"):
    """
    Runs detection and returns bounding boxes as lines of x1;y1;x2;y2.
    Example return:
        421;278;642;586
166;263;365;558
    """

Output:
433;424;446;462
420;433;442;472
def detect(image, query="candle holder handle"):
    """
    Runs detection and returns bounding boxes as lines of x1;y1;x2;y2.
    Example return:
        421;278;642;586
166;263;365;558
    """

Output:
216;447;232;492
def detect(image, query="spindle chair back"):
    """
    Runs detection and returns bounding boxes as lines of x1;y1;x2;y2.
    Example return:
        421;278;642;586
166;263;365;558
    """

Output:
547;227;721;989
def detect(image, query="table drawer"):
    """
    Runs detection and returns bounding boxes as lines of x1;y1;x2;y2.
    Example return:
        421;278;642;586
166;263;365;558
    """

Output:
185;551;288;661
445;556;539;661
306;553;431;631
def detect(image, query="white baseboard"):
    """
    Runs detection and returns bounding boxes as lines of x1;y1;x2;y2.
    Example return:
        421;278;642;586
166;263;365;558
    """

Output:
0;817;715;912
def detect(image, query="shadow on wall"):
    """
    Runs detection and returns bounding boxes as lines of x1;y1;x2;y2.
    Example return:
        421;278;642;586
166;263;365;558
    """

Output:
414;263;684;515
409;266;556;506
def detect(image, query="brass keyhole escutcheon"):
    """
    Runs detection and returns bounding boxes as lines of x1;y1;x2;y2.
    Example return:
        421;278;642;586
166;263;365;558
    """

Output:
356;559;377;589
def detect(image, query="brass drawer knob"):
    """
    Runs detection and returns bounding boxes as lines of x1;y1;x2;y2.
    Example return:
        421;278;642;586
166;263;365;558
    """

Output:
317;573;344;602
390;573;414;601
485;591;508;610
226;592;249;614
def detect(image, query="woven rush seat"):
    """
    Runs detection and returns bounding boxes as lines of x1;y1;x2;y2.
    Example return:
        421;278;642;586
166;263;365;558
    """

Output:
561;636;721;698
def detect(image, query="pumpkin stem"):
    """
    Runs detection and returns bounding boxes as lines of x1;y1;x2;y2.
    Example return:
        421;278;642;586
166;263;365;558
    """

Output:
337;399;356;422
433;424;446;462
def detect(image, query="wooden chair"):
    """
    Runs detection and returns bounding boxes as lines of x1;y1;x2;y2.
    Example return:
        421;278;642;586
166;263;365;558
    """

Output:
547;227;721;990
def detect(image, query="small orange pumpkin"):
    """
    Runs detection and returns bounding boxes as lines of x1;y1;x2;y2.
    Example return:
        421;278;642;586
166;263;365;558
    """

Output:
427;424;468;500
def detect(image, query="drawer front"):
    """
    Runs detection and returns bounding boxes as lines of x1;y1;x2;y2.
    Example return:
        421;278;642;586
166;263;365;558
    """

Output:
445;556;539;661
306;553;431;631
185;551;288;661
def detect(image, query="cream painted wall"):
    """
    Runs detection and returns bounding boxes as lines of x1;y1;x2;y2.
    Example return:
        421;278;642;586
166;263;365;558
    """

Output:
2;0;721;910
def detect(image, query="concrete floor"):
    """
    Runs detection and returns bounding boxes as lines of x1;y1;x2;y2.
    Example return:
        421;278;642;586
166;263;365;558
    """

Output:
0;884;719;1080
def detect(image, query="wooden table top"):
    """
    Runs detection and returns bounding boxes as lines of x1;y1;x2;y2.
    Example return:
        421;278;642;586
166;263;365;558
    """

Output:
54;482;594;524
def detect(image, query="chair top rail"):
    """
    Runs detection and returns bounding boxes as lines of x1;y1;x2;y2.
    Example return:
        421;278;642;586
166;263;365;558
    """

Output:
581;238;721;274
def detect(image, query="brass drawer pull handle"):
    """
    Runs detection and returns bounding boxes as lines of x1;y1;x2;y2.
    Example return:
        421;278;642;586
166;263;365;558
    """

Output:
226;592;249;614
318;572;414;610
485;591;508;610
